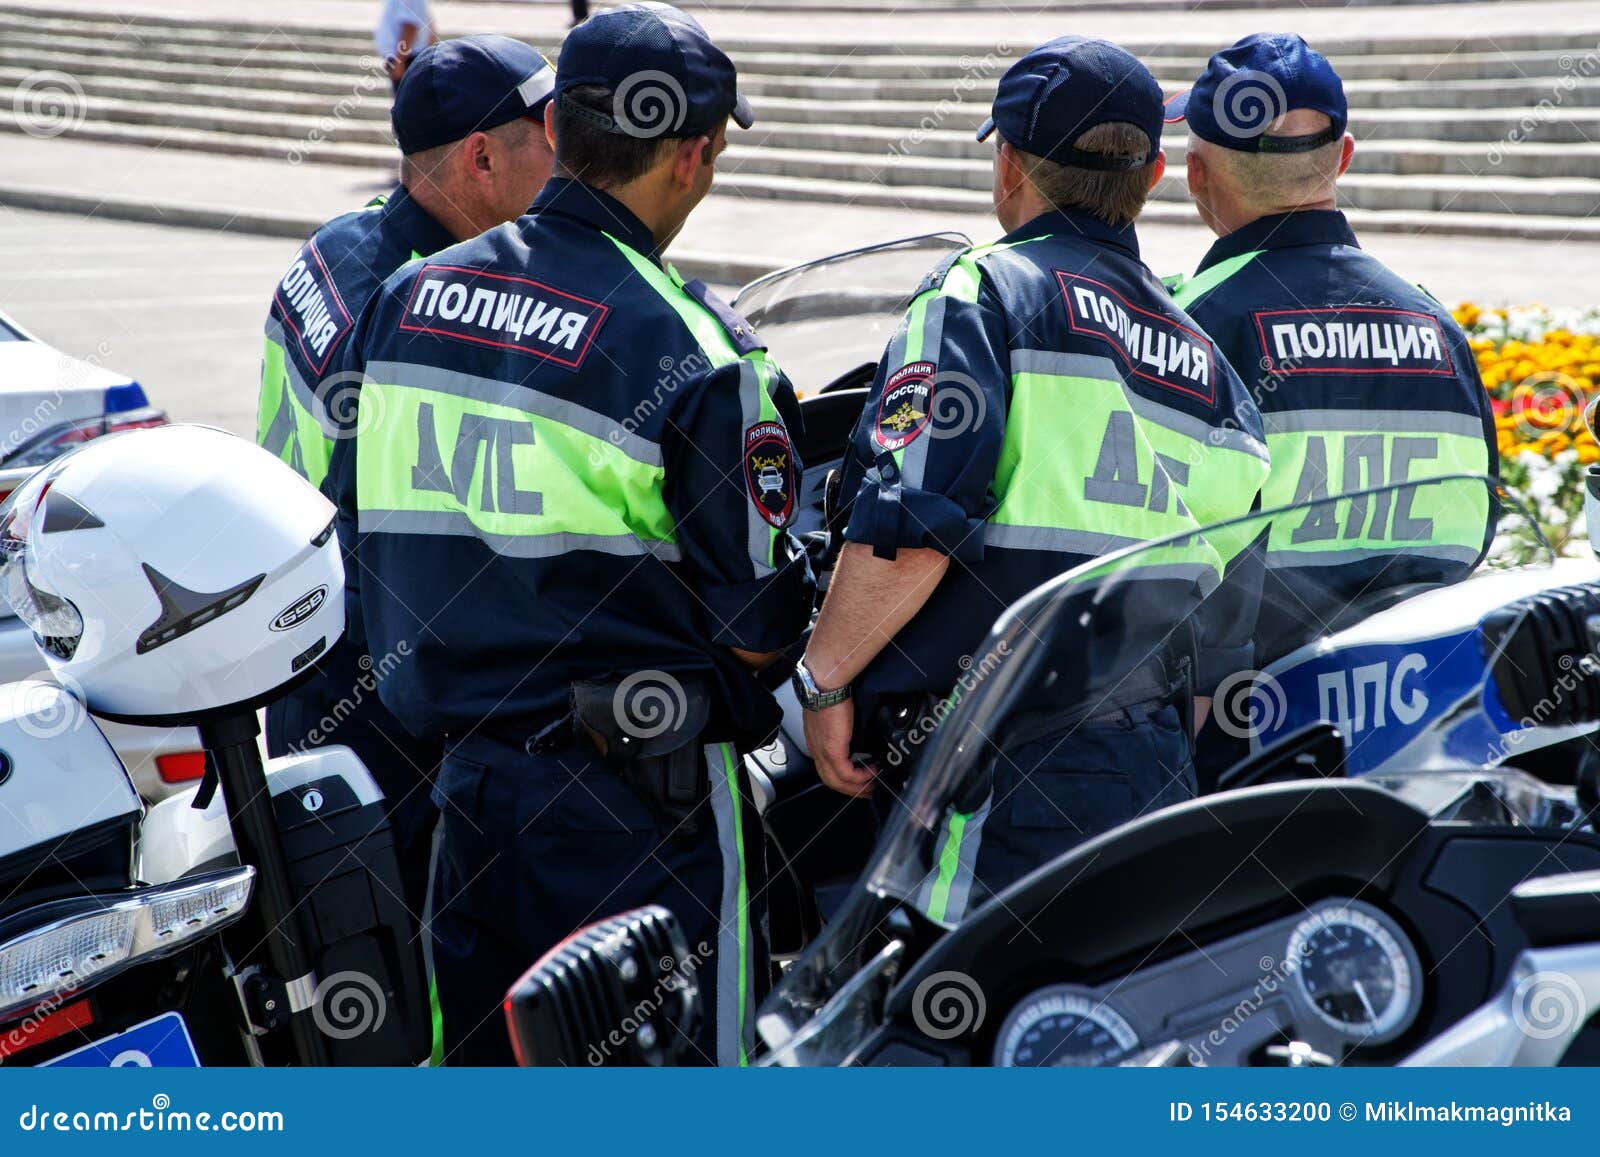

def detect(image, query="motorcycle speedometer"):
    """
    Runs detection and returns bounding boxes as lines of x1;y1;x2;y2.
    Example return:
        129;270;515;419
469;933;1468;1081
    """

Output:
992;985;1139;1067
1285;899;1423;1044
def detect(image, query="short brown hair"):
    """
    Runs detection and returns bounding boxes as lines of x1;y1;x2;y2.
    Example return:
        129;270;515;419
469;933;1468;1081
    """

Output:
1203;111;1343;208
1015;122;1157;226
552;84;679;189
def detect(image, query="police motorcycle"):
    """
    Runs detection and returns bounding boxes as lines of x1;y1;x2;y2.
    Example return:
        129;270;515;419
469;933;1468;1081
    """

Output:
507;474;1600;1067
0;425;430;1066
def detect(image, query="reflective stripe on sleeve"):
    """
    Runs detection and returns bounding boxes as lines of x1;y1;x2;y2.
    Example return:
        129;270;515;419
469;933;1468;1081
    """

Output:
709;743;752;1067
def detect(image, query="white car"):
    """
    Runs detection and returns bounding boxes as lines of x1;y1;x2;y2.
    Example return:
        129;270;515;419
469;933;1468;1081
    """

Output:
0;308;205;801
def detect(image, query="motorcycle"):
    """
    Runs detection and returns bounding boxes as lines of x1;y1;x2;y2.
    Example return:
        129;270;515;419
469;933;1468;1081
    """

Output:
507;473;1600;1067
0;426;430;1067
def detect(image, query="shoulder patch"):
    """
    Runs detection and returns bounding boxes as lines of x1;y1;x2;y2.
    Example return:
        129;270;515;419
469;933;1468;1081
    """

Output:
873;361;936;451
1057;271;1216;405
399;264;609;369
273;237;353;375
744;421;795;528
1252;306;1455;377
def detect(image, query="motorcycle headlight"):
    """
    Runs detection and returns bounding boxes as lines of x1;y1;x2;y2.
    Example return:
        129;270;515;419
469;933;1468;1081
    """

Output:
0;867;254;1024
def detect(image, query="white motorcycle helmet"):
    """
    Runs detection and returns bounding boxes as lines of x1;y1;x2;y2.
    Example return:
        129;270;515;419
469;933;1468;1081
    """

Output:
0;424;344;723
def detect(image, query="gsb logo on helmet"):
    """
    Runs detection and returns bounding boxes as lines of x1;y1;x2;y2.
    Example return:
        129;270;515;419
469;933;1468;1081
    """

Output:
269;586;327;633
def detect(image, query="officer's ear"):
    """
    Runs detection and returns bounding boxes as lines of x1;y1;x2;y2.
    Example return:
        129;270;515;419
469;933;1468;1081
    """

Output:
1146;148;1167;192
669;132;719;189
543;101;556;153
460;130;495;180
1336;132;1355;178
1185;144;1208;196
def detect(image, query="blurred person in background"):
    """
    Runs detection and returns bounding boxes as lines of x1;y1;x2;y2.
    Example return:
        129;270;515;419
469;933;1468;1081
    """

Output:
377;0;436;88
257;36;556;916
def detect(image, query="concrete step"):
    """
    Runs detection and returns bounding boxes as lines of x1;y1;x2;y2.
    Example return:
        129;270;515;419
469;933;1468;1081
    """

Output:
736;72;1600;111
0;65;392;121
728;48;1600;83
743;122;1600;178
741;93;1600;142
0;46;384;97
0;113;393;166
0;90;395;146
4;8;1599;62
714;170;1600;240
723;143;1600;215
9;30;1598;113
0;27;373;72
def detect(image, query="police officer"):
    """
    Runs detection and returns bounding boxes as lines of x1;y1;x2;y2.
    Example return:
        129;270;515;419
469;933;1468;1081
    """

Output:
258;34;556;914
325;4;813;1065
1166;34;1497;666
796;38;1268;919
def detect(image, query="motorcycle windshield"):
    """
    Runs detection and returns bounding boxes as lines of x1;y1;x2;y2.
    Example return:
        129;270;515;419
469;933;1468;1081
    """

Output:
733;233;971;397
758;474;1557;1064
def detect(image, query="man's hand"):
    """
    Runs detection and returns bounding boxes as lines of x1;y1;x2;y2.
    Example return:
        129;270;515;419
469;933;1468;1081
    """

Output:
804;700;876;798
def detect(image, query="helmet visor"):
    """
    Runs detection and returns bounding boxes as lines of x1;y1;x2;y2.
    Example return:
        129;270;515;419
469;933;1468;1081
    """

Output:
0;476;85;642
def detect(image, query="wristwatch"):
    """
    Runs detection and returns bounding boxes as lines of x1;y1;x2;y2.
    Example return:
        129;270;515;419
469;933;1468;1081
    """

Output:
791;658;852;712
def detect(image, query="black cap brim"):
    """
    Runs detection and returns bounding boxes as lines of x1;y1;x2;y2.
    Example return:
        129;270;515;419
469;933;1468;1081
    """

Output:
975;116;996;142
732;92;755;130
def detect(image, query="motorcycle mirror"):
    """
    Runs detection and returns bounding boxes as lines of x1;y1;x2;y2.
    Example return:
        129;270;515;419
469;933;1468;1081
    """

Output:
505;905;701;1067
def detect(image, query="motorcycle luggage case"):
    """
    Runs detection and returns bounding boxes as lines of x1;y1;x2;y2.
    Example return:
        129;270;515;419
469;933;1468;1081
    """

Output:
141;747;429;1065
0;682;140;914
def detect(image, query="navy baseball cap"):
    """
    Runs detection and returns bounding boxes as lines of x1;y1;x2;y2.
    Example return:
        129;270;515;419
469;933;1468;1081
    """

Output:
392;35;555;156
554;2;753;139
1164;33;1347;153
976;37;1163;170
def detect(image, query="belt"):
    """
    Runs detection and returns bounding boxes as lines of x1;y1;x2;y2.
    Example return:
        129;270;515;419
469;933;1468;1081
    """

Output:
1005;658;1189;748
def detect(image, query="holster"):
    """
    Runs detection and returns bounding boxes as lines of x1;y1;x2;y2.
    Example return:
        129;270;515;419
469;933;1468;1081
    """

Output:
570;675;713;842
860;691;941;792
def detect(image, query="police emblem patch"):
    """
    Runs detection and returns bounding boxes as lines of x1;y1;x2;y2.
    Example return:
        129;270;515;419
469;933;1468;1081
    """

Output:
744;421;795;528
873;362;936;451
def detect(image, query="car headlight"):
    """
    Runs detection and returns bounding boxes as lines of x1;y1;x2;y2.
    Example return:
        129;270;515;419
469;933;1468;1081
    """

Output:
0;866;254;1023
